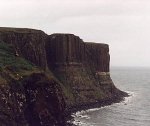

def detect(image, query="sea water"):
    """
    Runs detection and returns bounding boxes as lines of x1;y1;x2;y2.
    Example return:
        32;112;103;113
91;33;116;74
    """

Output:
72;67;150;126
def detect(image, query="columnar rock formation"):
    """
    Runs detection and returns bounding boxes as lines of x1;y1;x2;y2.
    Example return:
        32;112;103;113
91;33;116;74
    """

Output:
85;43;110;72
46;34;110;71
0;27;127;126
46;34;125;108
46;34;85;69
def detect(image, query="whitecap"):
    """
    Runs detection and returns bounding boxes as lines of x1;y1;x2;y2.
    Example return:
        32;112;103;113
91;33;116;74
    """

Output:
71;90;136;125
122;91;136;104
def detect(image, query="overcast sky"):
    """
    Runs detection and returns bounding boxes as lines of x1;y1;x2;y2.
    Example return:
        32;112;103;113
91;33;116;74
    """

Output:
1;0;150;67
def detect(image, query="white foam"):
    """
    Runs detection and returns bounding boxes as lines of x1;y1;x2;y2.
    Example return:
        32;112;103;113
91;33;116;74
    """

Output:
72;120;87;126
72;104;112;118
72;119;96;126
72;111;90;119
122;91;136;104
71;90;135;125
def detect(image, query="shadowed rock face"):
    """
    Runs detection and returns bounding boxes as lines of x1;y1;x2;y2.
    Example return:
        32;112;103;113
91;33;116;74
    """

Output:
46;34;85;70
0;28;47;69
46;34;110;72
85;43;110;72
46;34;126;109
0;41;66;126
0;73;65;126
0;27;127;125
23;73;65;126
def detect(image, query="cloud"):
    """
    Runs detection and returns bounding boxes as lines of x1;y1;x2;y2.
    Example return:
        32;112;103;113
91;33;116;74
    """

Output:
1;0;150;66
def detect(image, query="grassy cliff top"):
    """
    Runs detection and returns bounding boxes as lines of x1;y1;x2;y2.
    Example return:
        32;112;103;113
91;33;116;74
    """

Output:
0;41;42;82
0;42;33;70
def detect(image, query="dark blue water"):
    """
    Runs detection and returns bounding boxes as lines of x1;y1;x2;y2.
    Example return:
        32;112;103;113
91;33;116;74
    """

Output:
72;67;150;126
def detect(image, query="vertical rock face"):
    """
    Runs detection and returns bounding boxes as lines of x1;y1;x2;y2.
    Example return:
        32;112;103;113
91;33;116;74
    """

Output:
0;42;66;126
46;34;85;70
0;28;47;69
0;27;127;125
46;34;125;109
85;43;110;72
46;34;110;72
46;34;109;72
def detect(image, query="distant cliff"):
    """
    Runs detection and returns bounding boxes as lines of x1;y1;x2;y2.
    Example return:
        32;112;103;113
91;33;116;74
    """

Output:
0;27;127;126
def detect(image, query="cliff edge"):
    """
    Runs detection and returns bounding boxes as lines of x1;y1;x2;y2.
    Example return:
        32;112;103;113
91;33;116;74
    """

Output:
0;27;127;126
46;34;127;110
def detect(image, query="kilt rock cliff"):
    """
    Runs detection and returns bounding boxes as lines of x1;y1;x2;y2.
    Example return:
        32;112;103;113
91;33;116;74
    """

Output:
0;27;127;126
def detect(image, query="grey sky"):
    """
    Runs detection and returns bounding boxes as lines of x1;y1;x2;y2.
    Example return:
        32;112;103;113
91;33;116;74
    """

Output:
1;0;150;67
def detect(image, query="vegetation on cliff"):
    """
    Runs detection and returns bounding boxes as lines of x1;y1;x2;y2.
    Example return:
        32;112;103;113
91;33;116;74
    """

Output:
0;27;127;126
0;41;33;70
0;41;66;126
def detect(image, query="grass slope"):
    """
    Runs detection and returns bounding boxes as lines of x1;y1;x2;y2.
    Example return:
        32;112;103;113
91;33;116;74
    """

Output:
0;41;41;82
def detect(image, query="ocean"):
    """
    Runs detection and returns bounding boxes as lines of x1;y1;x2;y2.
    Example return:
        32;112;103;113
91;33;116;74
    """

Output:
71;67;150;126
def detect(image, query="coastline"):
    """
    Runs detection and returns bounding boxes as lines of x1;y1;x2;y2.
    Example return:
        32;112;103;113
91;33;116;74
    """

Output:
66;90;129;126
0;27;129;126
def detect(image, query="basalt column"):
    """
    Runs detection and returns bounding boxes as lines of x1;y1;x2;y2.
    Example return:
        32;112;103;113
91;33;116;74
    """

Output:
46;34;113;107
46;34;85;70
85;43;110;75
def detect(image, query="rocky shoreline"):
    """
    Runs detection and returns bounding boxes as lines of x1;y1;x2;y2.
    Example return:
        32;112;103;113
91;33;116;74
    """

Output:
66;90;129;125
0;27;128;126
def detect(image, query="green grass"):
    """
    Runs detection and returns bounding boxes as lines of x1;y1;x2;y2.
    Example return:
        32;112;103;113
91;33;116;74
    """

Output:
0;42;34;72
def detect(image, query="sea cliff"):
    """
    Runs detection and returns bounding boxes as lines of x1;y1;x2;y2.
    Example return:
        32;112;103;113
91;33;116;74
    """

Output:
0;27;127;126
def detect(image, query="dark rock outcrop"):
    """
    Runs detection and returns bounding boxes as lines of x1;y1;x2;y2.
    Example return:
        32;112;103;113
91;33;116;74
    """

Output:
0;27;127;126
0;42;66;126
85;43;110;72
46;34;127;110
46;34;110;72
0;27;48;69
0;73;65;126
22;73;65;126
46;34;85;70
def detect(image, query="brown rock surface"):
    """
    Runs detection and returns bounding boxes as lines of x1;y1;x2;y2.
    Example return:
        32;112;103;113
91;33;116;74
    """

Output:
0;27;128;126
0;27;47;69
85;42;110;72
46;34;127;110
46;34;85;70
